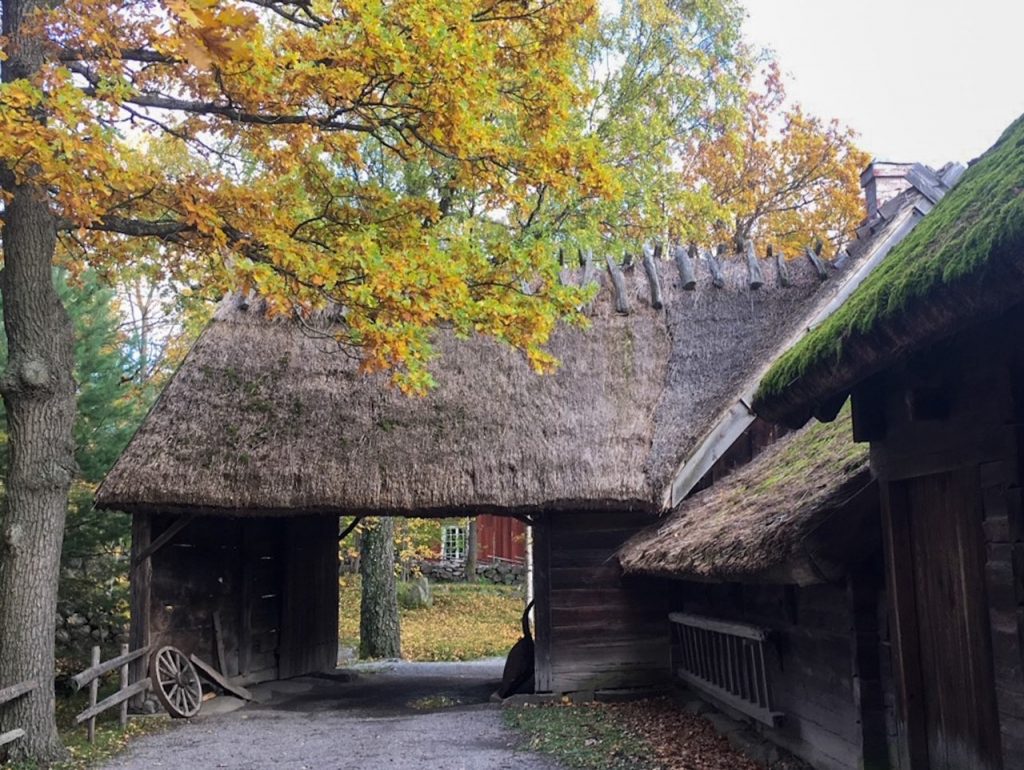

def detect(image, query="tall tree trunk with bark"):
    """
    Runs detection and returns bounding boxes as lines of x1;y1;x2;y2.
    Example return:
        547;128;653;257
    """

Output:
464;517;478;583
0;0;77;760
358;518;400;659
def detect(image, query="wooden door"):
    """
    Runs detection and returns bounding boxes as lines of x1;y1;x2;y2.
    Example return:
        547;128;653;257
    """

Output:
278;516;340;678
887;469;1002;769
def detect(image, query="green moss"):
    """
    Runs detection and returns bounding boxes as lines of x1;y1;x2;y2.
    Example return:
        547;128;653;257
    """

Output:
749;405;865;496
757;113;1024;405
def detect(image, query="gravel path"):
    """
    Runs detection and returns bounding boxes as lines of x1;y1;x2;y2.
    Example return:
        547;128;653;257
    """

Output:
101;659;563;770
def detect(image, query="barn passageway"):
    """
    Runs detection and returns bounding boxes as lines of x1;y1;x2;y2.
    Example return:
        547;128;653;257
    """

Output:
101;660;563;770
244;658;505;715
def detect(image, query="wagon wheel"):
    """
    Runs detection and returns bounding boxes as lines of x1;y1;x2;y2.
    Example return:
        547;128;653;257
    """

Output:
149;646;202;718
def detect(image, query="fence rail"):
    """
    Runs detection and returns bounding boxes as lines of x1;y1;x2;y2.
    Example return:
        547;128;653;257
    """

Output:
0;678;37;750
73;644;152;742
669;612;782;727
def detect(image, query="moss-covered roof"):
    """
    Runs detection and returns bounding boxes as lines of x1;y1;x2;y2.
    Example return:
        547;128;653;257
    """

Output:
618;405;873;585
754;113;1024;424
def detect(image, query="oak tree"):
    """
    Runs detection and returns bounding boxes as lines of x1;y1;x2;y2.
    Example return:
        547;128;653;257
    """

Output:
686;63;870;256
0;0;609;758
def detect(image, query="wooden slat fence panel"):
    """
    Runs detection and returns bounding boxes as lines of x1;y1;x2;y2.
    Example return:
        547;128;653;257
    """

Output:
73;645;153;742
669;612;781;726
0;678;36;751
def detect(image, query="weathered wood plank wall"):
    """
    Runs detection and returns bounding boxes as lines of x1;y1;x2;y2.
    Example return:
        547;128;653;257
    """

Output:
137;513;339;687
534;511;667;694
678;581;874;770
859;312;1024;770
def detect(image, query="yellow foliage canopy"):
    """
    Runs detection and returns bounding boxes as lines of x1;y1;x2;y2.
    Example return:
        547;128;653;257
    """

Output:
685;63;870;257
1;0;613;392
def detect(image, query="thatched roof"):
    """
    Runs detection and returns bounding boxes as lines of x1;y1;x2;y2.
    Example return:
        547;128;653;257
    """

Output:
661;164;958;507
98;250;848;518
755;113;1024;426
617;408;875;586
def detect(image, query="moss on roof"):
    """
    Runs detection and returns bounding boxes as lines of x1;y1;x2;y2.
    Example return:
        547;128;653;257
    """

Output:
617;404;872;584
755;113;1024;411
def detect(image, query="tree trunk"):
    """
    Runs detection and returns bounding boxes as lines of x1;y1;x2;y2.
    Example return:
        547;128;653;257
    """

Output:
358;518;400;659
465;517;478;583
0;0;77;761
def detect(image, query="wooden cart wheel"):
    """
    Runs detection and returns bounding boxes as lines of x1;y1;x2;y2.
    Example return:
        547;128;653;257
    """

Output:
149;646;202;718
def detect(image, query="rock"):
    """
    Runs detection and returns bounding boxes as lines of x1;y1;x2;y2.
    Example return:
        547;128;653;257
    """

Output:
397;577;433;609
55;629;71;644
67;613;87;627
682;697;715;715
726;728;780;766
705;711;743;737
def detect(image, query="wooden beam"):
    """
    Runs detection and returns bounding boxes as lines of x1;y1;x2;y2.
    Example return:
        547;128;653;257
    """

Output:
673;243;697;290
642;245;664;309
71;645;151;691
212;611;228;679
337;516;363;542
75;679;152;724
190;655;254;701
580;249;599;289
879;482;929;768
770;246;792;287
128;514;152;709
0;729;26;748
0;680;36;706
132;514;196;567
852;377;887;442
743;240;764;290
605;255;630;314
812;392;848;423
804;244;829;281
708;246;727;288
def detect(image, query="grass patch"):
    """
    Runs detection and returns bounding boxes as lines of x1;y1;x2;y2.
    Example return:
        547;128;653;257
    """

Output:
5;689;171;770
504;703;652;769
504;700;764;770
339;576;524;661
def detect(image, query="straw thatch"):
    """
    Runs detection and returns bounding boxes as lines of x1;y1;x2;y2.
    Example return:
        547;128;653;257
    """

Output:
618;408;874;585
98;251;843;518
756;113;1024;425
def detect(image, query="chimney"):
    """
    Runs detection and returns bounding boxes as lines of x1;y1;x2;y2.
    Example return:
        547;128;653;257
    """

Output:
860;161;915;218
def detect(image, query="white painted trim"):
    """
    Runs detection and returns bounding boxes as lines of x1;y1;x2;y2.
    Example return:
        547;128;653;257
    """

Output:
663;204;929;510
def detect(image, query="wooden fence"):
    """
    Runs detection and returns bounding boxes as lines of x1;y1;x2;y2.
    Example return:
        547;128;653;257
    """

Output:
72;644;152;742
0;678;37;751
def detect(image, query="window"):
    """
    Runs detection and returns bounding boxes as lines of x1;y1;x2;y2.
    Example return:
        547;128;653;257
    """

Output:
669;612;781;726
441;525;465;561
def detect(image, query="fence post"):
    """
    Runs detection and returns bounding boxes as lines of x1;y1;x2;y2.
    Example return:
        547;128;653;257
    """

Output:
119;642;129;728
88;645;100;743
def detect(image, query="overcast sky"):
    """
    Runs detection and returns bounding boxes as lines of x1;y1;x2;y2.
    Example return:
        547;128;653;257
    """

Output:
742;0;1024;167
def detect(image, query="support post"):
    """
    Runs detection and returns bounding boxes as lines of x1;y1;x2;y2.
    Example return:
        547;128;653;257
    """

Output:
88;645;100;743
119;643;129;728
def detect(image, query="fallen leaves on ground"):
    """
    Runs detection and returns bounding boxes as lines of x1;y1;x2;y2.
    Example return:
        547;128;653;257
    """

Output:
505;698;763;770
339;578;523;661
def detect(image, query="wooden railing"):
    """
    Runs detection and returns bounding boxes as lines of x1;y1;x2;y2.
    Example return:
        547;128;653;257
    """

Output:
72;644;152;742
0;679;38;750
669;612;782;726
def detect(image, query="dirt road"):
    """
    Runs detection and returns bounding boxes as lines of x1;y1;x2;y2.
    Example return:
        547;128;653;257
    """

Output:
101;659;562;770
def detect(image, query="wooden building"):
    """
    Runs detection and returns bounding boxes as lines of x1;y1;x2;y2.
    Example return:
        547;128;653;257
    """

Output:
751;114;1024;769
476;514;526;564
619;410;887;770
97;236;869;695
616;159;969;770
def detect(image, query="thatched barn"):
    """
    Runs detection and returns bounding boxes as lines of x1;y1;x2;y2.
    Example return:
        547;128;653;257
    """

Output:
614;159;965;770
751;114;1024;770
619;411;887;770
97;151;963;707
96;243;866;695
